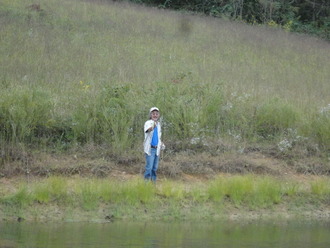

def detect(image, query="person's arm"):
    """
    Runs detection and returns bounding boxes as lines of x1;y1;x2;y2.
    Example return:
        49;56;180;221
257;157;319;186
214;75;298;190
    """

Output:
144;120;156;133
146;126;153;133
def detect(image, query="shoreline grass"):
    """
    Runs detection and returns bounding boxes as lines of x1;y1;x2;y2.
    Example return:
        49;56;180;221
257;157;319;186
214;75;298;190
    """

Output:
1;175;329;222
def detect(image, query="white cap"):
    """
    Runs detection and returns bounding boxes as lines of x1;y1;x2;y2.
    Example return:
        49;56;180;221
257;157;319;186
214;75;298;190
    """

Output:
149;107;159;113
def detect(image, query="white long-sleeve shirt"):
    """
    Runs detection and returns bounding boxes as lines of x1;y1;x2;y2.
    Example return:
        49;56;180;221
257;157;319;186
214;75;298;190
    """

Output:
144;120;162;156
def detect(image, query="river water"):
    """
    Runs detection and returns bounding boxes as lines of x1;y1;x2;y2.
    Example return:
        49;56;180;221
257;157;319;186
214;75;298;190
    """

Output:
1;220;329;248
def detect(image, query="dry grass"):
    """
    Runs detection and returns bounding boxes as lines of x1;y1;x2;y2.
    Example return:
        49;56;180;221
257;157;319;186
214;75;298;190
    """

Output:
1;0;329;103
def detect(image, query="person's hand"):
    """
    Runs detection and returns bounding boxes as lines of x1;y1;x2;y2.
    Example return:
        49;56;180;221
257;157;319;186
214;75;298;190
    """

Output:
147;121;156;132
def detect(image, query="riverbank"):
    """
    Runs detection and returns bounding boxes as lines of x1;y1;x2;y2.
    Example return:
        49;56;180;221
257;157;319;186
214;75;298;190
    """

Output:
1;193;330;223
1;151;329;223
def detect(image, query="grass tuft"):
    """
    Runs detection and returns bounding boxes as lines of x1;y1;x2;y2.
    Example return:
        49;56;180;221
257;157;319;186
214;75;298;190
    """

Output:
310;178;330;196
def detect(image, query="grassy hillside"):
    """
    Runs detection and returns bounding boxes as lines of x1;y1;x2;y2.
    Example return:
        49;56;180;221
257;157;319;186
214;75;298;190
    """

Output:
0;0;329;171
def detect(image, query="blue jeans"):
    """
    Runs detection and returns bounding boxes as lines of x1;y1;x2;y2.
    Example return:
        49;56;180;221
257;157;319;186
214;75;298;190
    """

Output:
144;148;159;182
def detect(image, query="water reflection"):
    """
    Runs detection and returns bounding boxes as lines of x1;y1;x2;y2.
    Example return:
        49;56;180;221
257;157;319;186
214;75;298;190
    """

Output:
1;220;329;248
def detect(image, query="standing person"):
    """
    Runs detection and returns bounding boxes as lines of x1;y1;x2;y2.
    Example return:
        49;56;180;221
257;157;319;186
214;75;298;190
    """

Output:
143;107;164;182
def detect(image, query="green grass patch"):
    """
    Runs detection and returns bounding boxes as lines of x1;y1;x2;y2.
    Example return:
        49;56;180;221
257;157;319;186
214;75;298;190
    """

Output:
208;175;285;208
1;176;330;220
250;177;283;208
33;176;69;204
113;179;157;205
222;175;254;206
157;180;185;201
310;178;330;197
0;186;33;207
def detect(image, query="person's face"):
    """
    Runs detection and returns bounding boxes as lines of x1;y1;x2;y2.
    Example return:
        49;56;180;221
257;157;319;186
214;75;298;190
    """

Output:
150;110;159;121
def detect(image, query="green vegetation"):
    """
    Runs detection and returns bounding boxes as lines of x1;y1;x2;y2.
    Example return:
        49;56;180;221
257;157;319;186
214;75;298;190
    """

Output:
0;0;329;167
208;175;284;208
1;176;330;221
1;0;329;223
129;0;330;41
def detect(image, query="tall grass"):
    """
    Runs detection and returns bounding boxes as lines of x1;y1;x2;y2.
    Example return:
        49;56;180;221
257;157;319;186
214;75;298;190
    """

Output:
0;0;329;157
254;98;301;138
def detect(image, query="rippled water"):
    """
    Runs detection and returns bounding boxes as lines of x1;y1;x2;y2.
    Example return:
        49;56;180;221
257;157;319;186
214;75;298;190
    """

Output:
1;220;330;248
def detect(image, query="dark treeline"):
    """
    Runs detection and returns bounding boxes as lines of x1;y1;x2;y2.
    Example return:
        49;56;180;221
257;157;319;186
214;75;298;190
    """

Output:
125;0;329;40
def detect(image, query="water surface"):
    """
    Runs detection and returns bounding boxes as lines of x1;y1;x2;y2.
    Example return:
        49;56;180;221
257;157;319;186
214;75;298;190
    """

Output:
1;220;329;248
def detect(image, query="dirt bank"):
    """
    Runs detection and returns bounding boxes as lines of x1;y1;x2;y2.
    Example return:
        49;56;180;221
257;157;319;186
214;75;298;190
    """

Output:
1;147;329;223
1;144;329;179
